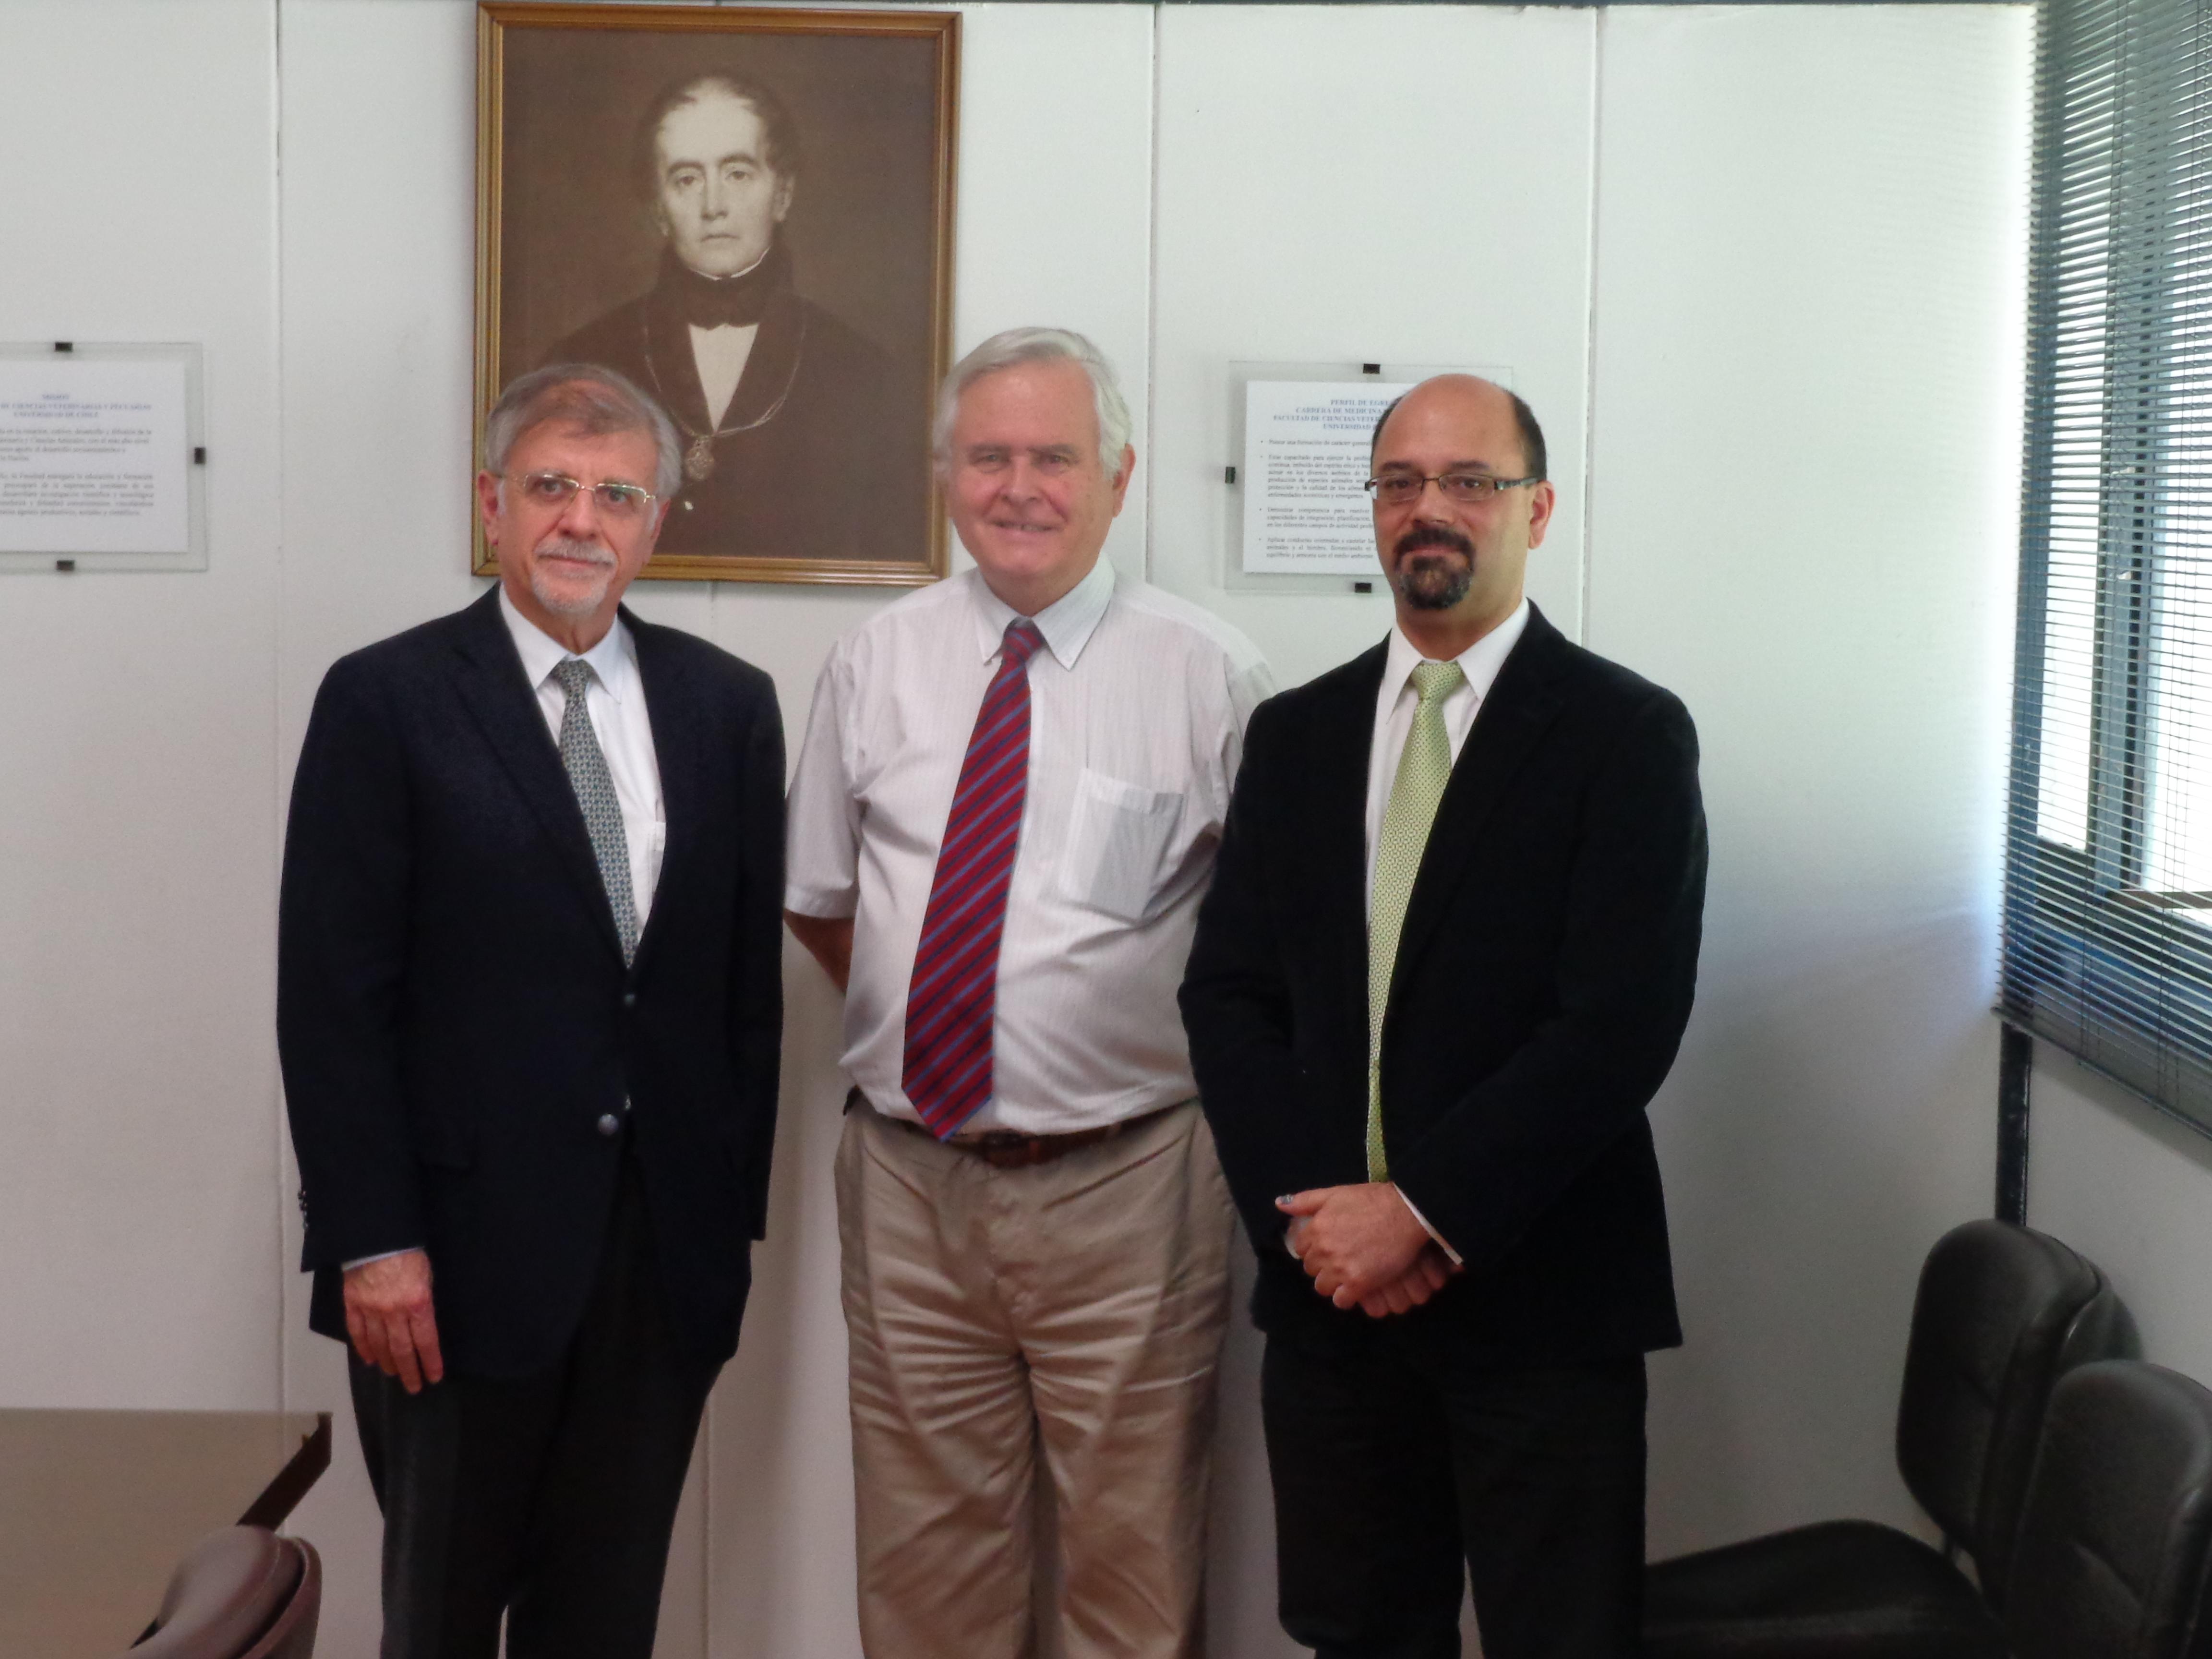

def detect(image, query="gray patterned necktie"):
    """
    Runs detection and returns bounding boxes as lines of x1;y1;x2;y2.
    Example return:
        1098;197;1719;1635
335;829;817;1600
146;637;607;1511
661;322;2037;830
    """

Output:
552;657;639;965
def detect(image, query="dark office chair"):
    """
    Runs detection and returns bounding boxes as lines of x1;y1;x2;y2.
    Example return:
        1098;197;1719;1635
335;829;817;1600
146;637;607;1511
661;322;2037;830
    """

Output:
2003;1360;2212;1659
127;1525;321;1659
1644;1219;2132;1659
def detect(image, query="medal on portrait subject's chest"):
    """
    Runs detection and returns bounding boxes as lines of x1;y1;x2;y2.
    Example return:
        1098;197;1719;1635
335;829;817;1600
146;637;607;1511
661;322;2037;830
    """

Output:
641;309;806;489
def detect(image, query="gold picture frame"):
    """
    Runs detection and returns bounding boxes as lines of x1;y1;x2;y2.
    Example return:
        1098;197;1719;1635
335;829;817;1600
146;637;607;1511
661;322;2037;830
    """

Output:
475;2;958;586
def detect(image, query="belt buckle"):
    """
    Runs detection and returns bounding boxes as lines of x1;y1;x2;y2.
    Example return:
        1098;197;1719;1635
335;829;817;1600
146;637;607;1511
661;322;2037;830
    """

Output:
969;1130;1045;1170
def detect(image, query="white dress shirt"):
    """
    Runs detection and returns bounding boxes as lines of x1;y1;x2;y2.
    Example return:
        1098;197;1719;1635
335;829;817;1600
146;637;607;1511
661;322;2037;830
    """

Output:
500;588;666;925
1358;597;1529;1261
690;323;759;428
786;560;1274;1135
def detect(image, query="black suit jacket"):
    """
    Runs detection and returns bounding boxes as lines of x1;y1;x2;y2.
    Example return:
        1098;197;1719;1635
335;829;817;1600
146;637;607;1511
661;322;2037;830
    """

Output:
552;252;929;568
278;589;784;1378
1180;605;1707;1361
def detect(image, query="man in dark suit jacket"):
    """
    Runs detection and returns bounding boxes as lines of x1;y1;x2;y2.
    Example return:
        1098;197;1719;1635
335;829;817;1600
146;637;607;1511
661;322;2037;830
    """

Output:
547;70;927;569
1181;374;1707;1659
278;364;783;1658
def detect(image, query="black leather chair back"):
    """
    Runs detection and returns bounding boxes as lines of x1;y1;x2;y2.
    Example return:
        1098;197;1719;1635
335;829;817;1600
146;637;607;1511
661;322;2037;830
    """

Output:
1894;1219;2132;1608
2006;1361;2212;1659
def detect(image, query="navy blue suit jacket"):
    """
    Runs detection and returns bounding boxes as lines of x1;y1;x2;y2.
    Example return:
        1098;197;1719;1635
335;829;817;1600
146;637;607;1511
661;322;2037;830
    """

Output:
278;589;784;1377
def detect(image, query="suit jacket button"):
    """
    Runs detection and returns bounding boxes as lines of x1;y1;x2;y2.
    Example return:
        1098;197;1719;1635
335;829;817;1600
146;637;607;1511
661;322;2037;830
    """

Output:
622;992;637;1010
596;1113;621;1138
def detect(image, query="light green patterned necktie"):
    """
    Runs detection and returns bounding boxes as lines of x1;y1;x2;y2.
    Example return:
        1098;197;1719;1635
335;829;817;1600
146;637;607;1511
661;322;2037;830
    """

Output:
1367;659;1466;1181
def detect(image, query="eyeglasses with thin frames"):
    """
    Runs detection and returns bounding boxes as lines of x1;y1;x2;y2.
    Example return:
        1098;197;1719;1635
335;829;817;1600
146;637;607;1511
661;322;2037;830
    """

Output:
507;470;659;522
1363;471;1542;508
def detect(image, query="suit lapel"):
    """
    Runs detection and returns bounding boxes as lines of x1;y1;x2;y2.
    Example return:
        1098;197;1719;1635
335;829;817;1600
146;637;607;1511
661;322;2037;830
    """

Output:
644;276;714;432
724;287;805;429
627;611;698;977
1390;607;1570;994
1319;644;1390;1039
449;589;626;964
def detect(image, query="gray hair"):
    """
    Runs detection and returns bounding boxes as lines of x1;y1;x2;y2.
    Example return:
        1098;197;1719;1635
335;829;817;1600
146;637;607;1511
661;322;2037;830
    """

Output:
483;363;683;501
932;327;1132;478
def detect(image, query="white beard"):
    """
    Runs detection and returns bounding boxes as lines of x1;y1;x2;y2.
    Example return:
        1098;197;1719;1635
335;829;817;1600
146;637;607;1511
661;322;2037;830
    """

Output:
529;538;618;618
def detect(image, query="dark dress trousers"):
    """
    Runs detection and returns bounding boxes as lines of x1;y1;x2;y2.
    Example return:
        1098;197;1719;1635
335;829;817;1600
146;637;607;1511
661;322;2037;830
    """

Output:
1180;603;1707;1659
278;589;783;1655
551;250;929;568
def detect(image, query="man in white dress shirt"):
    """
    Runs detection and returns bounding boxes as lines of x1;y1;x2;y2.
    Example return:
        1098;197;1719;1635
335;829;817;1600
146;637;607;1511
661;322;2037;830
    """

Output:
785;327;1273;1659
279;364;785;1655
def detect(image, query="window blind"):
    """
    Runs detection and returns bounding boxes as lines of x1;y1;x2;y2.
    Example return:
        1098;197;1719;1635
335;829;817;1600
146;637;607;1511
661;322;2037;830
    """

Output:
2004;0;2212;1130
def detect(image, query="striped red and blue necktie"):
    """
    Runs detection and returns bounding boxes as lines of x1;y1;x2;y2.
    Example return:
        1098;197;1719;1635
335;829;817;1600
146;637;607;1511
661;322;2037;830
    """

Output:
902;618;1045;1137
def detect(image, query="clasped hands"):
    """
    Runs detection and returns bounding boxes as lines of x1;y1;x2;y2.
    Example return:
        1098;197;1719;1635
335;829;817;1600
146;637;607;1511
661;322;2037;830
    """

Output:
1279;1183;1461;1318
343;1249;444;1395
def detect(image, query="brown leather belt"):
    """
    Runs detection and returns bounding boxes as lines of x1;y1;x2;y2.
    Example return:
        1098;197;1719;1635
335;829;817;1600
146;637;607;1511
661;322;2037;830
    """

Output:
872;1097;1177;1170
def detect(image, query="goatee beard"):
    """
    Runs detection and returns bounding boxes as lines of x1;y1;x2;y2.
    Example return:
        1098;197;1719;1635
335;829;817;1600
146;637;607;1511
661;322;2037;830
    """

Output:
1391;526;1476;612
530;538;618;618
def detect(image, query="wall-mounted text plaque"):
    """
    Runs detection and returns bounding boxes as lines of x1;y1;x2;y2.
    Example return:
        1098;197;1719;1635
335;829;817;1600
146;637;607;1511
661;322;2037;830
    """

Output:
0;343;206;574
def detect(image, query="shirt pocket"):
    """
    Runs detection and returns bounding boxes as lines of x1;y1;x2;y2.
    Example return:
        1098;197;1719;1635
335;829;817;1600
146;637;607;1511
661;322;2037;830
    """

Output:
1060;768;1185;923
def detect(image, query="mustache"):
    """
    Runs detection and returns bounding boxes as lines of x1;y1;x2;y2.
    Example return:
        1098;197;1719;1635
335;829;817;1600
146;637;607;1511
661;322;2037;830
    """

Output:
538;536;617;570
1393;524;1476;560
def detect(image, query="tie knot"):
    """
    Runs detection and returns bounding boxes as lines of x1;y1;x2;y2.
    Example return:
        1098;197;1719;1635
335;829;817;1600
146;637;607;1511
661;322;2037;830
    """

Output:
1411;659;1465;706
553;658;594;698
1000;620;1044;669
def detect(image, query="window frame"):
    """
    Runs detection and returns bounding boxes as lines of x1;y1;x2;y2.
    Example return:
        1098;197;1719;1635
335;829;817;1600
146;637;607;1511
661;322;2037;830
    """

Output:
2002;0;2212;1136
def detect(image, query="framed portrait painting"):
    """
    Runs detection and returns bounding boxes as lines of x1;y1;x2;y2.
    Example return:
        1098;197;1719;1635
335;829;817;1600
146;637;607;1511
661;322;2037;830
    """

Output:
476;2;958;586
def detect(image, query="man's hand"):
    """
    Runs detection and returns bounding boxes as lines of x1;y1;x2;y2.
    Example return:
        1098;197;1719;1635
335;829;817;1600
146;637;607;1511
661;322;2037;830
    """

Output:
343;1250;444;1394
1350;1245;1458;1318
1278;1183;1454;1314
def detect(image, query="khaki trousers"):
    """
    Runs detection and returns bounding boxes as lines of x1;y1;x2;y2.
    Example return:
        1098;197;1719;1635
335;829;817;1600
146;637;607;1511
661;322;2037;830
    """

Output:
836;1098;1235;1659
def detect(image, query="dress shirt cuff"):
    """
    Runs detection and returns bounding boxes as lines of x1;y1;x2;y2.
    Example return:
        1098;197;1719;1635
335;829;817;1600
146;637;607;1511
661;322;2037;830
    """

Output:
781;882;857;919
340;1247;421;1273
1395;1187;1463;1267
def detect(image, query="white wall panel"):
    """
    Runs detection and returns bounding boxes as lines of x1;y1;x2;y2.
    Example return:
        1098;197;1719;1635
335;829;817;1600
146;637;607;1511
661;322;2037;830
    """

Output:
1587;4;2032;1553
0;0;283;1410
273;0;491;733
1149;5;1598;692
2027;1050;2212;1383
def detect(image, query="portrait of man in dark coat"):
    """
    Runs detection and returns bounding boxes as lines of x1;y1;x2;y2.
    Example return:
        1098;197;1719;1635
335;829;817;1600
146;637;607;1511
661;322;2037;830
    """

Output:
546;71;930;569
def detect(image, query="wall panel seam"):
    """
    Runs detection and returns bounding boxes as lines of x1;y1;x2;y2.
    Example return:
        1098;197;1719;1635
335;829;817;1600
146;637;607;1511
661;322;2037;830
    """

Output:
1579;6;1605;648
271;0;291;1422
1144;2;1163;583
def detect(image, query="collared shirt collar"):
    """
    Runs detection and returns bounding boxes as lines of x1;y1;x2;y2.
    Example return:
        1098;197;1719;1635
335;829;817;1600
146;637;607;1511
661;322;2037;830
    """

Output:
968;556;1117;670
499;585;642;705
1381;596;1531;707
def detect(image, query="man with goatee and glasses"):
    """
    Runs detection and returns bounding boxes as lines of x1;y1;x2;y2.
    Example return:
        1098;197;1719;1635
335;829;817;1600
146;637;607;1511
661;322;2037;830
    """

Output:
1182;373;1709;1659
